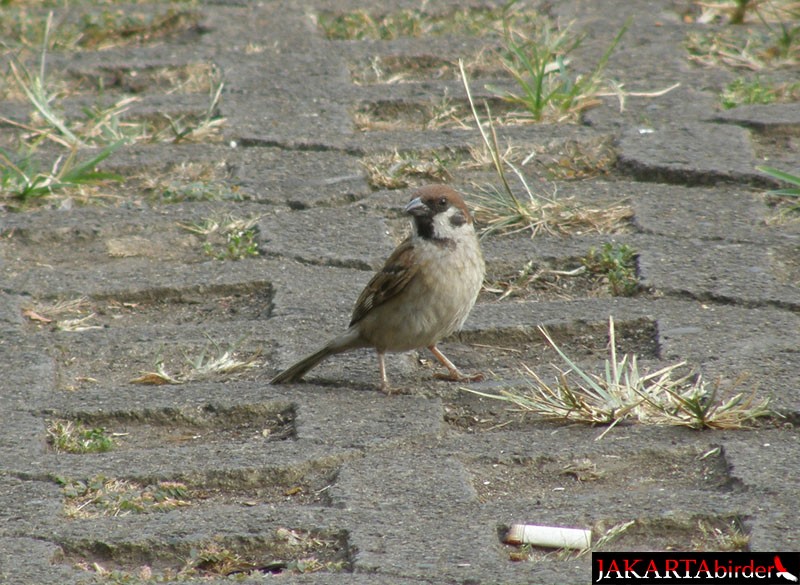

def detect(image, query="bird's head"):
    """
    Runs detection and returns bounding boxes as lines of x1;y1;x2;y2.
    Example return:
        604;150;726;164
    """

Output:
405;185;474;243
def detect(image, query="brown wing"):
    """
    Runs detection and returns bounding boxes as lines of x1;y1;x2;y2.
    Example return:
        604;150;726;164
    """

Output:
349;238;419;327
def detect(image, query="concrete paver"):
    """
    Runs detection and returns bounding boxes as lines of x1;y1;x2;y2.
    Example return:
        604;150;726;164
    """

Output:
1;1;798;583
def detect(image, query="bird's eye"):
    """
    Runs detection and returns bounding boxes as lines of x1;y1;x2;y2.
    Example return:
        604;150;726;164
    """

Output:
438;197;447;207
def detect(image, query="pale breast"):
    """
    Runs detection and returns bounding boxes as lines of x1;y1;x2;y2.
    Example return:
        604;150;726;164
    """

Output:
357;235;484;352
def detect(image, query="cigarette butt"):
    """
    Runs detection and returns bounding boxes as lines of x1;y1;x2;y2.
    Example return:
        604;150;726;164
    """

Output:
505;523;591;550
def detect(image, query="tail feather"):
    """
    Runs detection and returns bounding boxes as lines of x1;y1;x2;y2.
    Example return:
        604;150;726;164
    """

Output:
270;346;334;384
270;330;363;384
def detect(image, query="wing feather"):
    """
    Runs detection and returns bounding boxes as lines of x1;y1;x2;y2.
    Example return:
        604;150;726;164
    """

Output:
349;238;418;326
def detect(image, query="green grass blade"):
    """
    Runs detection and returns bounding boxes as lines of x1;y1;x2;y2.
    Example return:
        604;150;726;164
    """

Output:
757;165;800;196
59;140;125;184
758;165;800;185
538;326;613;401
594;18;630;77
9;56;83;147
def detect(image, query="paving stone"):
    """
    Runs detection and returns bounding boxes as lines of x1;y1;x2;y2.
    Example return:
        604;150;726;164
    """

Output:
258;204;395;270
630;183;772;242
295;390;445;448
723;431;800;549
0;537;79;585
1;0;799;583
618;123;763;186
229;148;371;206
638;237;800;308
713;102;800;136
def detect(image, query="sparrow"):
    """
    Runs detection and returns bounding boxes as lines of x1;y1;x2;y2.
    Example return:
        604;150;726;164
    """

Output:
270;184;485;392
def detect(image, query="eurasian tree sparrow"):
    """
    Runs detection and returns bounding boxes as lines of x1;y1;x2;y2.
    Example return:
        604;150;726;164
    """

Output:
270;184;485;392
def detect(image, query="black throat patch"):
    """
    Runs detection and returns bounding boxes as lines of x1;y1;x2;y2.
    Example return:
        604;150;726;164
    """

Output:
413;215;455;248
413;214;435;240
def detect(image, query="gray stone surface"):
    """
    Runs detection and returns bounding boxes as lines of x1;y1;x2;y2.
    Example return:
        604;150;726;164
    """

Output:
1;0;799;584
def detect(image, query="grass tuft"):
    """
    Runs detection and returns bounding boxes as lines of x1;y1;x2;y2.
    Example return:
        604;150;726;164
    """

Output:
473;183;633;238
317;4;535;41
46;419;115;453
464;317;773;434
59;476;192;518
489;9;629;122
758;164;800;218
582;242;639;296
131;338;260;385
361;150;456;189
692;517;750;551
0;141;124;204
1;6;201;53
460;60;633;238
77;529;346;580
720;77;800;108
180;214;261;260
758;165;800;197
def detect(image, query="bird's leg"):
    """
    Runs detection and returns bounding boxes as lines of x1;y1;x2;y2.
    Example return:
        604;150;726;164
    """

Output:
428;345;483;382
377;351;392;393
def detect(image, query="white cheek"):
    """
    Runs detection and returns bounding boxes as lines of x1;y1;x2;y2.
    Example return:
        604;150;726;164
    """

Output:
433;210;462;237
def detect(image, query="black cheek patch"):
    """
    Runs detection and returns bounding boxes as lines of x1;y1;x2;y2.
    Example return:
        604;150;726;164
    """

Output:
449;211;467;228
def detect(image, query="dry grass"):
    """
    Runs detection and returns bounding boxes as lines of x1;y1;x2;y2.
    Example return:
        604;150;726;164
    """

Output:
179;214;260;238
3;35;224;149
687;5;800;72
135;160;220;191
691;517;750;551
473;186;633;237
316;5;535;41
99;62;220;95
22;297;106;331
464;318;773;435
537;137;619;180
353;91;473;132
692;0;800;24
46;419;115;453
361;150;456;189
179;214;261;260
460;60;634;238
482;263;595;301
1;5;202;53
359;137;618;194
2;62;218;102
352;55;456;85
131;339;260;385
350;49;501;85
61;476;192;518
133;161;242;203
75;530;347;580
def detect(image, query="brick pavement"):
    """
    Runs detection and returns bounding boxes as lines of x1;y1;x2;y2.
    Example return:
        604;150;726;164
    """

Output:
1;1;799;583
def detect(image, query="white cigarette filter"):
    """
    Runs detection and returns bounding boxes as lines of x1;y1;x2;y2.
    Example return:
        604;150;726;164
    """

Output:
505;523;592;550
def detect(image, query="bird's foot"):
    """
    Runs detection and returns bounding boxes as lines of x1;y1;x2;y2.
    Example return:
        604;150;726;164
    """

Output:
380;383;412;395
433;370;484;383
427;345;483;383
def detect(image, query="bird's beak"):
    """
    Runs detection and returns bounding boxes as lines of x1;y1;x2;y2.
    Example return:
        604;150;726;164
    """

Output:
405;196;427;216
